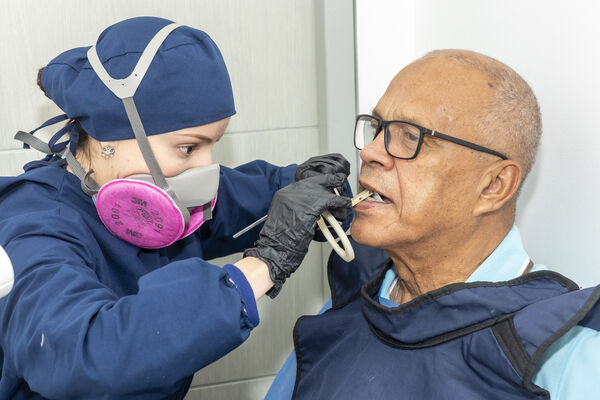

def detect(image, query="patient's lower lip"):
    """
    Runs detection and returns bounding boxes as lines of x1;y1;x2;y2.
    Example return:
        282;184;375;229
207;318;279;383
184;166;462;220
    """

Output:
354;200;391;210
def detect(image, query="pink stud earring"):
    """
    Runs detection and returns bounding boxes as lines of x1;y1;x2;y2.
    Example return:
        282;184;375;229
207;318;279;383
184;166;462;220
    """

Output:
101;145;115;159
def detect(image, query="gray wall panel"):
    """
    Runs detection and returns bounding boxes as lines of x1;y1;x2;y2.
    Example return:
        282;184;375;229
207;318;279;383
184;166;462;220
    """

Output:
0;0;317;151
186;376;274;400
213;127;319;168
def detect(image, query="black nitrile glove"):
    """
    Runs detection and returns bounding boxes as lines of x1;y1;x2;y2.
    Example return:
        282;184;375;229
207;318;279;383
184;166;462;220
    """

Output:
243;173;352;298
295;153;350;181
295;153;351;221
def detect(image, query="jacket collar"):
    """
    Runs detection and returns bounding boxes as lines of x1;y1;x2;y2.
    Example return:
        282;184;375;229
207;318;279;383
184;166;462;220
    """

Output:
362;268;578;348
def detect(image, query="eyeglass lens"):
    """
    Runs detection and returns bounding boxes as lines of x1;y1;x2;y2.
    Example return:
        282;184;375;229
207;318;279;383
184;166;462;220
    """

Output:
355;115;422;158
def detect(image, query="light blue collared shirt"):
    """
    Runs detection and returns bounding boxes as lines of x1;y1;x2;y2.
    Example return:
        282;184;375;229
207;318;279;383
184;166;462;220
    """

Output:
379;225;543;303
266;226;600;399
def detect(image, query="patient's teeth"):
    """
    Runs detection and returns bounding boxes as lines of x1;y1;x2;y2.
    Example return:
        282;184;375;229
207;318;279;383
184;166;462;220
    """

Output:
371;192;384;202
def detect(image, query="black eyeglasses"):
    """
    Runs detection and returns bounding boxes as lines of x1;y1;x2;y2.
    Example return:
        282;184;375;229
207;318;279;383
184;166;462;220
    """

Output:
354;114;508;160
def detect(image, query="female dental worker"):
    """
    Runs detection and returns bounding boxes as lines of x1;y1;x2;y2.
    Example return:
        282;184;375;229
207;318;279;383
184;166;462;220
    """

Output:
0;17;351;399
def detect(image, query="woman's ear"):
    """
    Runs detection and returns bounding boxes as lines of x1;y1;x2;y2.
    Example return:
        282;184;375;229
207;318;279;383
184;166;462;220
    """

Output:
473;160;522;216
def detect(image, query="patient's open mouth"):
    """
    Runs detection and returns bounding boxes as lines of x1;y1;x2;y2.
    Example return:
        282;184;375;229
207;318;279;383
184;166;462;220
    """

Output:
371;192;385;203
354;185;393;206
366;189;393;204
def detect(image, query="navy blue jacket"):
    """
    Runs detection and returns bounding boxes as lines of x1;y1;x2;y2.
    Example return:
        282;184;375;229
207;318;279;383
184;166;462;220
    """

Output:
292;239;600;399
0;157;295;399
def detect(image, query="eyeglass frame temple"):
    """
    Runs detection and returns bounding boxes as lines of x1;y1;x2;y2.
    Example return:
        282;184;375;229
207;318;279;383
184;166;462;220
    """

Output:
429;130;508;160
354;114;508;160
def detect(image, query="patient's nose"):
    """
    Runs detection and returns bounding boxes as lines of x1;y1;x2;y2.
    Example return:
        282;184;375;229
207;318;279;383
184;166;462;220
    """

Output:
360;133;394;170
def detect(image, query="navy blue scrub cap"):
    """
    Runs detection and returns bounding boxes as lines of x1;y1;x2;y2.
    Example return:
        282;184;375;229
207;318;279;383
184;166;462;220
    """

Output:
40;16;236;142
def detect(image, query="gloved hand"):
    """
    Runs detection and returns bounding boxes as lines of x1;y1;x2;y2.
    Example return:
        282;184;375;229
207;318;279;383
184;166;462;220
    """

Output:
295;153;350;181
243;173;351;298
295;153;351;221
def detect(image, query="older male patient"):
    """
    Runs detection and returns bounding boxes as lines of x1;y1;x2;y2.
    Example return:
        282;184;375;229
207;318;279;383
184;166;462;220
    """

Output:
267;50;600;399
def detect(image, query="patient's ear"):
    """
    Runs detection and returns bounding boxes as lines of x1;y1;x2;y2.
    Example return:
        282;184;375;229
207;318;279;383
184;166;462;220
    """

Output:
473;160;522;216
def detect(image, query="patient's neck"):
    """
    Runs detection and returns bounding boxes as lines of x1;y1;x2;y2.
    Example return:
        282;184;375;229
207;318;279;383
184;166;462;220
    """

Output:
386;221;511;304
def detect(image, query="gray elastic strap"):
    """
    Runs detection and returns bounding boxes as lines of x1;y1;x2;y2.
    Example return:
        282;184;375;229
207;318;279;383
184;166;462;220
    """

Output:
203;202;213;222
121;97;169;189
14;131;52;154
87;23;190;224
14;131;100;196
87;23;180;191
63;150;100;196
86;23;181;99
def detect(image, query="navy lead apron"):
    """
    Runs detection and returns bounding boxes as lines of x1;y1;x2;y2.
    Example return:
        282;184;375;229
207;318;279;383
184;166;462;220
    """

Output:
292;239;600;399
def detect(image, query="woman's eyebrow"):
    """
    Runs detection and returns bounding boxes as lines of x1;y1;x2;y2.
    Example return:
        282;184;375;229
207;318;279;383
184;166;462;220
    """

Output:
172;132;224;141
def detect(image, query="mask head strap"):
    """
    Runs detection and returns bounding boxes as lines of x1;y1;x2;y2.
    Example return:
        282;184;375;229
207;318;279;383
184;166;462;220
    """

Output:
86;23;190;223
14;118;101;197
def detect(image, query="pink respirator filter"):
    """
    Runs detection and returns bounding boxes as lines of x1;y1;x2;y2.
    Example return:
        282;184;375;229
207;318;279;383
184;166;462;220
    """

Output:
96;179;216;249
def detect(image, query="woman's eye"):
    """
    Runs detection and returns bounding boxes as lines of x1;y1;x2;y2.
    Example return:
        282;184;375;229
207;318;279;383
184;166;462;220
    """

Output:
179;145;196;155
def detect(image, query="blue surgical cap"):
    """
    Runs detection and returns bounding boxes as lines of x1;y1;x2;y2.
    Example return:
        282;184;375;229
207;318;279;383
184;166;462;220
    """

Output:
40;16;236;141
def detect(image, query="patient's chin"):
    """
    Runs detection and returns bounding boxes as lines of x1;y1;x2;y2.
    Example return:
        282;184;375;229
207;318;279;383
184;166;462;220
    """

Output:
350;220;381;247
350;214;402;251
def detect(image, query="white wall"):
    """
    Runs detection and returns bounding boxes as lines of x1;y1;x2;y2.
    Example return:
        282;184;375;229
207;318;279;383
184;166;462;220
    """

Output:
355;0;415;114
355;0;600;286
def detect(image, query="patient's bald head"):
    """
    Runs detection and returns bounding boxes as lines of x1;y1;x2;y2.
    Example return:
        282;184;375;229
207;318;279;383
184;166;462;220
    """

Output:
422;49;541;182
